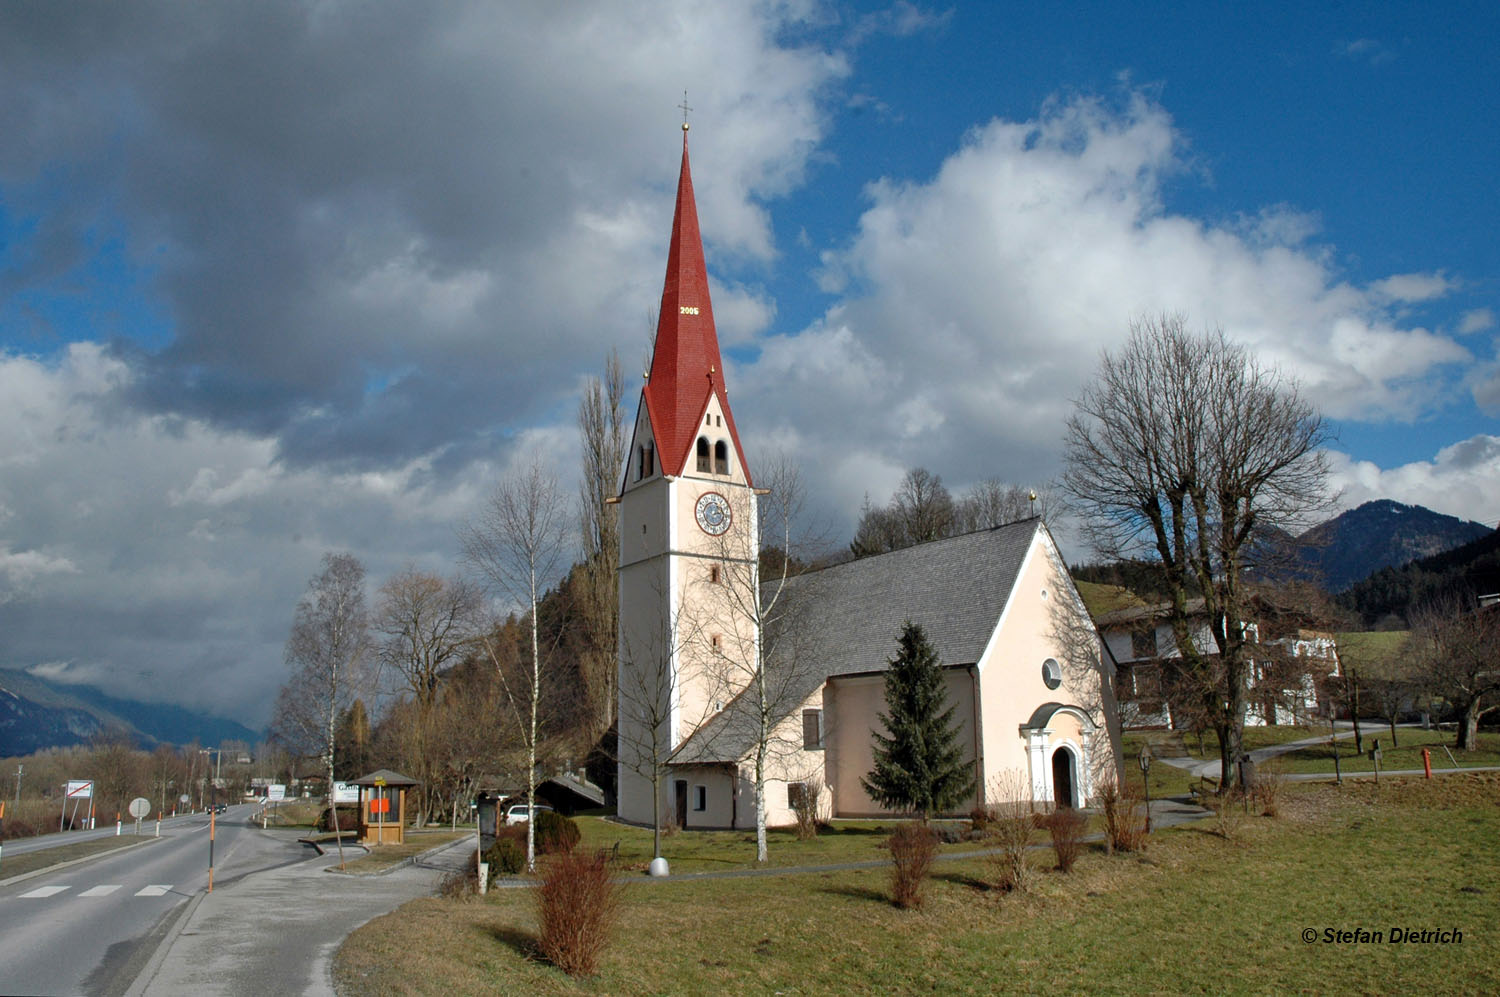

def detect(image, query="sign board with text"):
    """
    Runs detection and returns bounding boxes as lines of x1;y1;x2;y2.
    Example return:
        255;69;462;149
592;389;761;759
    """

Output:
333;782;360;804
66;780;93;799
267;784;286;801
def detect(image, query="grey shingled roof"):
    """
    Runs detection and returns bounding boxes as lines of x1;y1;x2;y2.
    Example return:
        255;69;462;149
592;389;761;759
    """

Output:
670;518;1041;765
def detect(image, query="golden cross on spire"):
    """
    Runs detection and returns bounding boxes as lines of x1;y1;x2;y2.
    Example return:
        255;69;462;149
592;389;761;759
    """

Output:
678;90;692;132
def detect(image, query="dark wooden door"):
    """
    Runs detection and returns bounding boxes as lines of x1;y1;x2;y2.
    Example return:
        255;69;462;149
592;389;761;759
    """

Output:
674;780;688;829
1052;748;1075;809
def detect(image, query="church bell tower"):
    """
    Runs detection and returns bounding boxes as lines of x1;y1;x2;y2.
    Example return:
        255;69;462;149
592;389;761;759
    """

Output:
616;123;759;826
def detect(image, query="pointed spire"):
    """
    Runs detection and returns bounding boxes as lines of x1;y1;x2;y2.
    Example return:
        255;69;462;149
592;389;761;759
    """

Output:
643;128;752;484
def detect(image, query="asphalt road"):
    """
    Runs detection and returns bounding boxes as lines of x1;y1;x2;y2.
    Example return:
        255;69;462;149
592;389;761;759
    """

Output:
0;804;308;997
1;809;202;859
132;834;471;996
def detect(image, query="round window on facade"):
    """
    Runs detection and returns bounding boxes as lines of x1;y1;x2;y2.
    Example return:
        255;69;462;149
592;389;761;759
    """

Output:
1041;658;1062;690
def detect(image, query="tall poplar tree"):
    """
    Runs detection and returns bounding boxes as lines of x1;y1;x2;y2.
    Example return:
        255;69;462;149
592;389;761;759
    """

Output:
862;622;974;820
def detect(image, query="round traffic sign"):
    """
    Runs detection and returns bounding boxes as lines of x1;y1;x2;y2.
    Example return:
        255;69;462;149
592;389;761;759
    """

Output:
179;794;191;805
128;797;151;819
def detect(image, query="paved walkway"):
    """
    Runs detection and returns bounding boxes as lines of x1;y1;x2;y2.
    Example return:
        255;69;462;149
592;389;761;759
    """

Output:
1159;722;1405;779
128;834;473;997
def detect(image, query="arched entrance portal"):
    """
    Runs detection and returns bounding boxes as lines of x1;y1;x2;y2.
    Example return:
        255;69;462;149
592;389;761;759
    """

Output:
1052;747;1076;809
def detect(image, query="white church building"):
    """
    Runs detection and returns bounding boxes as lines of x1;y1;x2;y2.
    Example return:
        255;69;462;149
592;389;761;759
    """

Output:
615;128;1123;829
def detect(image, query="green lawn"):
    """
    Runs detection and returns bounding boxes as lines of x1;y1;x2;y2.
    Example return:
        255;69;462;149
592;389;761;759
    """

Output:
1267;727;1500;777
335;773;1500;995
574;814;976;874
337;829;472;875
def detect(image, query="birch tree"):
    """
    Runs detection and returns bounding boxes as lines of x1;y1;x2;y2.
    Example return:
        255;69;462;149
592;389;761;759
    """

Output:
279;552;370;868
698;455;821;863
461;455;568;871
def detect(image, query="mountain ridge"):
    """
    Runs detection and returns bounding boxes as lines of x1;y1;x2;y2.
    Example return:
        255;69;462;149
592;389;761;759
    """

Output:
0;668;262;756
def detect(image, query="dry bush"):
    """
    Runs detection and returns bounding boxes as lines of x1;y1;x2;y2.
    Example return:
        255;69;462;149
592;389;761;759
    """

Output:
790;774;824;841
1250;762;1286;817
1207;789;1247;842
1101;780;1148;853
441;858;480;900
985;770;1036;894
3;798;64;838
1041;808;1087;872
534;848;625;976
887;822;937;909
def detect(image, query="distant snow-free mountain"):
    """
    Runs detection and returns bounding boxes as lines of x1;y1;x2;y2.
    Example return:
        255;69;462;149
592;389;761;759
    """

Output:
0;667;261;756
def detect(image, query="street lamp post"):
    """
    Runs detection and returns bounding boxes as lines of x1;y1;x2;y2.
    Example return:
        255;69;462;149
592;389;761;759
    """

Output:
1138;744;1153;834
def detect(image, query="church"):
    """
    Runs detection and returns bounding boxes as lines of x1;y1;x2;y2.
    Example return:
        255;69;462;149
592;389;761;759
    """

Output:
616;126;1123;830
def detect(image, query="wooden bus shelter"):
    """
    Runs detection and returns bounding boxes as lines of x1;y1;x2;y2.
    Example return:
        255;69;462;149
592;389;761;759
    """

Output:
352;769;418;845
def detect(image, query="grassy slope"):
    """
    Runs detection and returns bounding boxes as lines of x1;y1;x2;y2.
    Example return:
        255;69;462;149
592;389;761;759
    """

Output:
335;775;1500;996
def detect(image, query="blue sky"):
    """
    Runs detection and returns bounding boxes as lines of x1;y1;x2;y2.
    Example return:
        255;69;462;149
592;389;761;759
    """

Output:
0;2;1494;724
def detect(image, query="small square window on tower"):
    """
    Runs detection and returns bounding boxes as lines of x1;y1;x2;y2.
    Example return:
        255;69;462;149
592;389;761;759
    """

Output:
709;564;721;584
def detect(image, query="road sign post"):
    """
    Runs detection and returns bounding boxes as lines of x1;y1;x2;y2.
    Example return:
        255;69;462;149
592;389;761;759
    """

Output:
129;797;150;835
375;776;387;845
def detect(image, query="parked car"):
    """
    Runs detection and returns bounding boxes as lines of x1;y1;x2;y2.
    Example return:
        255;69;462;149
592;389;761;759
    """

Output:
503;802;554;826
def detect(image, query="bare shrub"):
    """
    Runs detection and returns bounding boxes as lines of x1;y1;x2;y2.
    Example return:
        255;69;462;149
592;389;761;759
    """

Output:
1207;789;1247;842
790;774;824;841
985;770;1036;894
1040;808;1086;872
887;822;937;909
534;849;625;976
1250;762;1286;817
440;860;479;900
1101;780;1148;853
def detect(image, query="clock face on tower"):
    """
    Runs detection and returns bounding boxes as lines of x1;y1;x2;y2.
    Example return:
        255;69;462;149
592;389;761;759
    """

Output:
694;491;732;536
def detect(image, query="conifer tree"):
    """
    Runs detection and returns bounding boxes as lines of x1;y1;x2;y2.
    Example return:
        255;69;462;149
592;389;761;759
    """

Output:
861;622;975;819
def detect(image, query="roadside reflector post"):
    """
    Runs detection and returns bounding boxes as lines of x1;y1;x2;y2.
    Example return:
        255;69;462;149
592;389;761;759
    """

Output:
116;813;121;836
208;808;216;893
1422;747;1432;779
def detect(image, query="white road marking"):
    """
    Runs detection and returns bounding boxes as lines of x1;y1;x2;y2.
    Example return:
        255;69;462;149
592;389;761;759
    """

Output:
79;885;123;897
20;886;69;898
134;885;173;897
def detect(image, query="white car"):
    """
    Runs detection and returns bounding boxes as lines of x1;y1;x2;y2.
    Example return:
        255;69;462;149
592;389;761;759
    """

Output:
502;802;554;826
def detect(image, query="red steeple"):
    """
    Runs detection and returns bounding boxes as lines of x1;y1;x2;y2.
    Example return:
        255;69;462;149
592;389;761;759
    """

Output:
643;129;753;484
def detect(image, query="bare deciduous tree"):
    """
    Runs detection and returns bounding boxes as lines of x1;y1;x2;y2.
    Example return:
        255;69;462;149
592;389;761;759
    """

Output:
461;455;569;871
953;478;1052;531
374;568;483;822
850;468;955;558
1063;314;1330;791
696;454;823;863
275;552;370;868
616;575;710;862
577;349;628;742
1411;597;1500;750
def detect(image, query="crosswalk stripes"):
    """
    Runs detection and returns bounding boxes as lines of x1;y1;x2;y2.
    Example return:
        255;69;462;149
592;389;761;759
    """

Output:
18;883;176;899
19;885;68;898
78;885;122;897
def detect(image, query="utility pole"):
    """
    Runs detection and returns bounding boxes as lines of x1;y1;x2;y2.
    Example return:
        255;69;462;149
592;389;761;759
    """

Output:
13;764;21;805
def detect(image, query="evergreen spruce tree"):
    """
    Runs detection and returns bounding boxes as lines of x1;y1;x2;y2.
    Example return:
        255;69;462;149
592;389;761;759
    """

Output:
861;622;975;819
